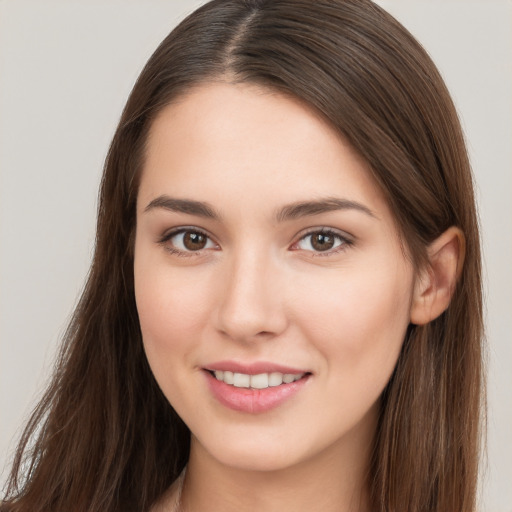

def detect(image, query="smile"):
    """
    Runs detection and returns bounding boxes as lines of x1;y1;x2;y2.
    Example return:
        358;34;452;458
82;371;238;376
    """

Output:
204;366;311;414
211;370;305;389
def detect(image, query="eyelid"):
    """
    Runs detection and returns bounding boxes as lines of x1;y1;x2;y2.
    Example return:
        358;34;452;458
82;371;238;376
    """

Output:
158;226;219;256
157;225;354;257
159;225;213;242
290;227;354;256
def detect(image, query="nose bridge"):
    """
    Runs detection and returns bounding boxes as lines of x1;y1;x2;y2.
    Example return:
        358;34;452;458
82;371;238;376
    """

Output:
215;244;287;341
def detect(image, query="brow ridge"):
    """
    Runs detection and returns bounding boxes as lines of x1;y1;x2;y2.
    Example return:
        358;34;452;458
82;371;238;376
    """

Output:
274;197;376;222
144;195;376;222
144;196;219;219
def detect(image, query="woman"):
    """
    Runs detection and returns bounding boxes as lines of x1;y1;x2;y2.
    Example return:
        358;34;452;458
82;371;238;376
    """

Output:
1;1;484;511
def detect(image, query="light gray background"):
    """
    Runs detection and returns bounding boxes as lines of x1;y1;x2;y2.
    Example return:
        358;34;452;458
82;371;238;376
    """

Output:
1;1;510;510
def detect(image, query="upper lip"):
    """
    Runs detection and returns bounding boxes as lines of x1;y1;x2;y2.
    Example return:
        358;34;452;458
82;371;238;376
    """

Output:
204;360;310;375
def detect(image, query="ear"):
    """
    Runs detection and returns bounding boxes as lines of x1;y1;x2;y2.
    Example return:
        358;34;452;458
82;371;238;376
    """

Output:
410;226;465;326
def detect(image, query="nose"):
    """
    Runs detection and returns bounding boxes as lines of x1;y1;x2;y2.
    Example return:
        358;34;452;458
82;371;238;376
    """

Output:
214;249;288;343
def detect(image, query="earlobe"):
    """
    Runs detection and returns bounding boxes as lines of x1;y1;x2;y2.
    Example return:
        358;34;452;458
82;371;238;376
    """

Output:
410;226;465;326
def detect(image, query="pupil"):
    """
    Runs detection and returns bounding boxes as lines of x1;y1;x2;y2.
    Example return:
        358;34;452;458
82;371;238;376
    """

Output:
312;233;334;251
184;231;207;250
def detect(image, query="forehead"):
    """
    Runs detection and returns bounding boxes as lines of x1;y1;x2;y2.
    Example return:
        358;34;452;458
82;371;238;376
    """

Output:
138;81;391;222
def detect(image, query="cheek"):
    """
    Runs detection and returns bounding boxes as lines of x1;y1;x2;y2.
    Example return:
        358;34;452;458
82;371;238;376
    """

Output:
134;255;213;370
293;261;413;379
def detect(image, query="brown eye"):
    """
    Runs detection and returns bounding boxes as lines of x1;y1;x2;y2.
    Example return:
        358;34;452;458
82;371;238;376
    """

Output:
310;233;335;251
163;229;216;253
183;231;208;250
295;230;348;254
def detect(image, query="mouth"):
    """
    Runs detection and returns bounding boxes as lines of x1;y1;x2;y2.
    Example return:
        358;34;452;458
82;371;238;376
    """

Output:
206;369;308;389
203;365;312;413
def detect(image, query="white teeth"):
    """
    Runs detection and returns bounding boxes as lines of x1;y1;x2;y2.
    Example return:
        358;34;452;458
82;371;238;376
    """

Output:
250;373;269;389
212;370;306;389
233;373;250;388
282;374;295;384
268;372;283;387
223;371;234;384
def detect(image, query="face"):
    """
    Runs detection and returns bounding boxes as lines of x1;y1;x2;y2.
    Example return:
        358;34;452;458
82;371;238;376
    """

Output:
134;82;416;473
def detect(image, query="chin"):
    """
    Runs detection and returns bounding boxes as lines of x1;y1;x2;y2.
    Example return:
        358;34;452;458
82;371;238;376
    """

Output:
213;449;301;473
192;430;324;474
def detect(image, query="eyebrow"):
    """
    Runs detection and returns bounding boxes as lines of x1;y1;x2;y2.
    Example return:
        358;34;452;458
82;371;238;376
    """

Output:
144;196;219;218
274;197;376;222
144;195;376;221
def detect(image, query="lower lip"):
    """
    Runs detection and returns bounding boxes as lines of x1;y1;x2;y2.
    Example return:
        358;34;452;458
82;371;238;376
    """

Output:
205;371;310;414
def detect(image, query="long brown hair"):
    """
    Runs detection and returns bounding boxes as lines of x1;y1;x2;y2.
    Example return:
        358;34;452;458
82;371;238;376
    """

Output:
2;1;484;511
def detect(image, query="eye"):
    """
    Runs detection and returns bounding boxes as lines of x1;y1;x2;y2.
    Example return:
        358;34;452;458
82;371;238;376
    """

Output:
159;228;217;255
293;229;351;254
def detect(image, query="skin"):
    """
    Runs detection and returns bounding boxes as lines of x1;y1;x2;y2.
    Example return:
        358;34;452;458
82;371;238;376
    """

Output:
134;82;462;512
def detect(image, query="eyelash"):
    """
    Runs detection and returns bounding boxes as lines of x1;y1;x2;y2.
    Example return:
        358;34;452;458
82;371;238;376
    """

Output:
157;227;353;258
158;227;216;258
292;228;353;257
